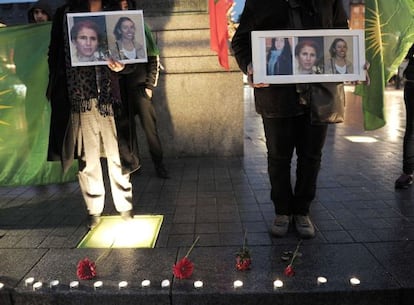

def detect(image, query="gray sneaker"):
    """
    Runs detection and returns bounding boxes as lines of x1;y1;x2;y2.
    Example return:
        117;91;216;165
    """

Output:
294;215;315;239
270;215;290;237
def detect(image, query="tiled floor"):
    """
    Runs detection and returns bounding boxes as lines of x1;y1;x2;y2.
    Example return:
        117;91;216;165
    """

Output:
1;85;413;305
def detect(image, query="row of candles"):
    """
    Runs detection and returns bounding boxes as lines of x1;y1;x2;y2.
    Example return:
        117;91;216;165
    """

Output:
0;276;361;291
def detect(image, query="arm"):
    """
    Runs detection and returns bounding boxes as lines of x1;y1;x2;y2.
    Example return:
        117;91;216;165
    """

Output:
231;2;253;75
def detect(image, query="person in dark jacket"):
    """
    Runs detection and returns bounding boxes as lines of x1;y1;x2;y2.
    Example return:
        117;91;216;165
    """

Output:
47;0;140;229
28;0;52;23
117;0;170;179
395;44;414;189
232;0;348;239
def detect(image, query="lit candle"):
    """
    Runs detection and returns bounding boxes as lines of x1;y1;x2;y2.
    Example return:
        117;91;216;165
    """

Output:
273;279;283;288
350;277;360;286
161;279;170;288
118;281;128;290
233;280;243;288
0;283;4;290
33;282;42;291
317;277;327;285
69;281;79;289
25;277;35;287
49;280;59;288
194;280;203;288
141;280;151;287
94;281;103;290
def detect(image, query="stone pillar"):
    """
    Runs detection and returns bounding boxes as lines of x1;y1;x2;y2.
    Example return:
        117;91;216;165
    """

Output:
135;0;244;158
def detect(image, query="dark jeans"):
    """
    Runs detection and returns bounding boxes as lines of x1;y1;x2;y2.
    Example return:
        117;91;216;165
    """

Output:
403;81;414;175
131;87;164;165
262;114;328;216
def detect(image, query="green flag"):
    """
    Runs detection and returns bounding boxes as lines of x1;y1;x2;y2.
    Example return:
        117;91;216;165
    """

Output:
0;23;78;186
357;0;414;130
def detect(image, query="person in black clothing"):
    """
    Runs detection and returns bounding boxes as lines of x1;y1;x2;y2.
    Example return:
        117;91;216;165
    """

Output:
232;0;348;239
27;0;52;23
395;44;414;189
117;0;170;179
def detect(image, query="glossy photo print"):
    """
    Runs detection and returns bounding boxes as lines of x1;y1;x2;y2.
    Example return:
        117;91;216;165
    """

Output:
252;29;365;84
67;10;147;67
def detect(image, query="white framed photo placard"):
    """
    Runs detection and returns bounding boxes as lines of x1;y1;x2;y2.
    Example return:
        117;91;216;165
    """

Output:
251;29;366;84
67;10;147;67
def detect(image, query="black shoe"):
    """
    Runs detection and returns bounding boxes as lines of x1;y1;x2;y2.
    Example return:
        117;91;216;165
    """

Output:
88;214;101;230
120;210;134;221
155;163;170;179
395;174;413;189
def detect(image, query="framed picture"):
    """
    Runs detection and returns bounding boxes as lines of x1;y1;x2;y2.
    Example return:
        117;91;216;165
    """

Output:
67;10;147;67
251;29;365;84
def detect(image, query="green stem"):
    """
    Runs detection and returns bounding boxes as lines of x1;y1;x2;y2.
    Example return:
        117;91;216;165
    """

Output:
185;236;200;258
242;230;248;251
289;239;302;266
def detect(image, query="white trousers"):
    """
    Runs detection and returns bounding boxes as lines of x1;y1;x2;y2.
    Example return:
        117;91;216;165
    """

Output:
77;99;132;215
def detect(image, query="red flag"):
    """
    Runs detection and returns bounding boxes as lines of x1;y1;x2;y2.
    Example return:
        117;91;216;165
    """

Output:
209;0;233;70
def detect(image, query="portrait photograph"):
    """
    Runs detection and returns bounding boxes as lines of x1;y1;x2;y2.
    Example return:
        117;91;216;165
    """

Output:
67;10;147;67
252;29;365;84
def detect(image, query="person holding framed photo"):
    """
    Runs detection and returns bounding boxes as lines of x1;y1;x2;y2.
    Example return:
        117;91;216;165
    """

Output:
47;0;140;230
232;0;348;239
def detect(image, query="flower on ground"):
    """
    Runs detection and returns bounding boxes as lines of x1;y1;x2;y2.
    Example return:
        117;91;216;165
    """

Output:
283;240;302;277
173;257;194;279
76;244;113;280
173;236;200;279
77;258;97;280
235;230;251;271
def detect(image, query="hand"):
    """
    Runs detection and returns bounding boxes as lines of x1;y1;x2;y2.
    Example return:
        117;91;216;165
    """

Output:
145;88;153;99
247;63;269;88
107;58;125;72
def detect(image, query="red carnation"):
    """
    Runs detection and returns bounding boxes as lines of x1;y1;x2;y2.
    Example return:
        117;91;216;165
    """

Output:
284;264;295;277
172;236;200;279
173;257;194;279
236;256;252;271
235;230;251;271
77;258;97;280
283;240;302;277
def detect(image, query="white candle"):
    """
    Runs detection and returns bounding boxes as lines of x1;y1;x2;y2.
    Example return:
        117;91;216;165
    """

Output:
69;281;79;289
317;277;327;285
350;277;360;286
0;283;4;290
161;279;170;288
118;281;128;289
194;280;203;288
33;282;42;291
94;281;103;290
25;277;35;286
233;280;243;288
141;280;151;287
49;280;59;288
273;279;283;288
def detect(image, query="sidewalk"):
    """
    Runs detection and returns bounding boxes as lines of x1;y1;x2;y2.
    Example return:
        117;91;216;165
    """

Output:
0;85;413;305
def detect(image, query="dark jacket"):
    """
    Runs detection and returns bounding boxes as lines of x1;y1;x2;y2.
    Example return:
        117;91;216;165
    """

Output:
404;44;414;81
47;4;140;174
27;0;52;23
231;0;348;118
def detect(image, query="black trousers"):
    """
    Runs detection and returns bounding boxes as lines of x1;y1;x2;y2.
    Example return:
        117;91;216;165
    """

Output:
403;81;414;175
131;87;164;165
262;114;328;216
